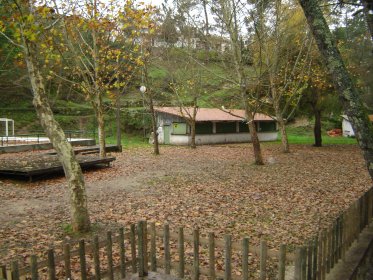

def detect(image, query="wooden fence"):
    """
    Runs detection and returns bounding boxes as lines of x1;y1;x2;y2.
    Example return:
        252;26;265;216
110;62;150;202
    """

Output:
0;221;289;280
293;187;373;280
1;188;372;280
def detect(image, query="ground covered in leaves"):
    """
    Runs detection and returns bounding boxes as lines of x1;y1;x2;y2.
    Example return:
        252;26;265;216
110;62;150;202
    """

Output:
0;143;371;278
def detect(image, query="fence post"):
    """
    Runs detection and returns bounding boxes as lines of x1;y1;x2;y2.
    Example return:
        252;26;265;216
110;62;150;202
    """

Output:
63;242;71;280
11;261;19;280
0;265;7;280
294;247;302;280
301;247;307;280
179;227;185;278
240;237;248;280
150;223;157;272
278;244;286;280
138;221;146;277
137;221;148;277
326;229;331;273
79;240;87;280
144;221;148;275
106;231;114;280
164;224;171;275
209;232;215;280
317;233;323;280
47;249;56;280
313;237;318;280
93;236;101;280
307;240;313;280
322;230;327;280
193;228;200;280
130;224;137;273
119;228;126;279
260;239;267;280
225;235;232;280
30;255;38;280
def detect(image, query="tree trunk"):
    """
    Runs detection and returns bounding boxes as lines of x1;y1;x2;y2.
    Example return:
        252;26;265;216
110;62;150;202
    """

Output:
25;44;90;233
313;109;322;147
248;120;264;165
148;94;160;155
94;97;106;158
246;111;264;165
116;93;122;152
190;120;196;148
299;0;373;179
277;116;290;153
272;83;290;153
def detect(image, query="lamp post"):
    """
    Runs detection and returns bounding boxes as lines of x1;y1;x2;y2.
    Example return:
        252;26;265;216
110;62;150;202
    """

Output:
139;85;147;94
140;85;147;140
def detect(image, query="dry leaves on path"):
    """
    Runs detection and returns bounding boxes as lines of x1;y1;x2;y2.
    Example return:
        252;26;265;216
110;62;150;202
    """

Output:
0;143;371;277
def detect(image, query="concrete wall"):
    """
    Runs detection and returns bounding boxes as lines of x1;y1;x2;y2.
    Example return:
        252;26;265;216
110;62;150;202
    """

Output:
165;132;278;145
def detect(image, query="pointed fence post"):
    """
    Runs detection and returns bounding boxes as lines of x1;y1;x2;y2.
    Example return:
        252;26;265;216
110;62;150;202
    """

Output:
278;245;286;280
11;261;19;280
79;240;87;280
179;227;185;278
225;235;232;280
193;228;200;280
164;224;171;275
260;239;267;280
47;249;55;280
30;255;38;280
209;232;216;280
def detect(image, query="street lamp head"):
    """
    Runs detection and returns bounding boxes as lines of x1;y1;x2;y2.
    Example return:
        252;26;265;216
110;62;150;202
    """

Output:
139;85;147;93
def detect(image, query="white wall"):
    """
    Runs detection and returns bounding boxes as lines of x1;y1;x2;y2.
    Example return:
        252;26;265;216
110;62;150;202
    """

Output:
342;119;355;137
165;132;278;145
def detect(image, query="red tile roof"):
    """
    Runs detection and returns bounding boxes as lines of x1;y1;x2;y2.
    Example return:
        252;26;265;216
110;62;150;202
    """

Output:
154;107;274;122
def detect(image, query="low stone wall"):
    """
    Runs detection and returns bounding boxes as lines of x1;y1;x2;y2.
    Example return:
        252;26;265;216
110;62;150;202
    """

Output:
0;139;96;153
167;132;278;145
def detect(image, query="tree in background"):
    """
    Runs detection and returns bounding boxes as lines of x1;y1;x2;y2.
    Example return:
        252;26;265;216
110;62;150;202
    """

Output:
211;0;265;165
59;0;155;158
253;0;312;152
168;63;206;148
298;0;373;179
301;58;336;147
0;1;91;232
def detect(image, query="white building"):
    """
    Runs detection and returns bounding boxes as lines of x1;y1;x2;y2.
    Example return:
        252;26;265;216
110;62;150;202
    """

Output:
154;107;278;145
341;114;373;137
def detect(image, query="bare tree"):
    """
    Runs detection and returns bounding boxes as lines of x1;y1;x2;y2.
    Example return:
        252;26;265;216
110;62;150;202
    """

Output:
214;0;264;165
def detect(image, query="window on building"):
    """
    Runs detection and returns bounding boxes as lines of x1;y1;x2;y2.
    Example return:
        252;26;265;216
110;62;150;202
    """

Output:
216;122;236;133
172;122;187;135
239;122;249;132
195;122;213;134
259;121;276;132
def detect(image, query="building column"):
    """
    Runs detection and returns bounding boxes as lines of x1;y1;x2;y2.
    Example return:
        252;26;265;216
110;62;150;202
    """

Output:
236;122;239;133
12;120;14;136
5;119;8;137
213;122;216;134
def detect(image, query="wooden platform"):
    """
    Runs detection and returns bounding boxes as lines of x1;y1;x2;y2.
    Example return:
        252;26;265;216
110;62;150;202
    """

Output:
0;154;116;181
44;144;121;155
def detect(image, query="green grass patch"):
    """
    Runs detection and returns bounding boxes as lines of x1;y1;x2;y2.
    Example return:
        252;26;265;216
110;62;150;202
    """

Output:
104;133;151;149
284;125;357;145
286;134;357;145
